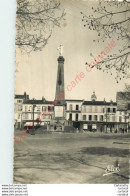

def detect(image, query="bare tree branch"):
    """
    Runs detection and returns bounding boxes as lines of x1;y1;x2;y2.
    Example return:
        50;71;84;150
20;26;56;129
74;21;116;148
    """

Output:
16;0;66;53
81;0;130;82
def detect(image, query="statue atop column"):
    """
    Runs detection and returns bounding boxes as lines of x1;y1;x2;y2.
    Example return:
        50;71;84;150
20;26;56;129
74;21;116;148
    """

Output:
57;44;64;56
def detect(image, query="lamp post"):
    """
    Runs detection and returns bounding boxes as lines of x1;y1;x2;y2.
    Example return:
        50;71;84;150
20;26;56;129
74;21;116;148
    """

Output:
31;104;36;135
124;112;129;133
106;111;108;133
104;105;108;133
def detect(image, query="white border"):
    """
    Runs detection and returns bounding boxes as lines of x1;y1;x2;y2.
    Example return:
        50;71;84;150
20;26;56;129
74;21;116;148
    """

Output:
0;0;16;183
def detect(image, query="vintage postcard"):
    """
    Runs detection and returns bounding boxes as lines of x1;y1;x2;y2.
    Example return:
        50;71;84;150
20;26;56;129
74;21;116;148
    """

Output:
14;0;130;184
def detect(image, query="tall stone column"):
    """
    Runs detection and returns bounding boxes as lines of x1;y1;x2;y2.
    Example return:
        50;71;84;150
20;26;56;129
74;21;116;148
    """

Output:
55;56;65;105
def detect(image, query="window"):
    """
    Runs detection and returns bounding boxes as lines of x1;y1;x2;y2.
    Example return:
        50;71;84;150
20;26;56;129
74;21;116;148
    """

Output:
113;108;116;113
18;105;22;111
45;115;48;119
89;115;92;121
25;113;28;119
82;106;86;113
69;113;72;120
48;115;51;119
95;106;97;113
18;114;21;119
37;113;41;119
88;106;92;113
52;106;54;111
25;106;28;112
119;116;122;122
112;115;115;122
76;114;78;121
42;114;45;119
107;108;110;113
42;106;46;112
29;106;32;111
92;106;95;113
69;104;73;111
107;115;110;121
43;115;48;120
100;115;103;121
94;115;97;121
22;113;25;119
48;106;53;111
83;115;86;121
17;100;22;103
92;106;97;113
76;105;79;110
37;106;40;111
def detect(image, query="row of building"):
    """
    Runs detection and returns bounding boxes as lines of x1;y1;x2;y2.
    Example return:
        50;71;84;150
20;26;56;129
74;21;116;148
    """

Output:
14;91;130;133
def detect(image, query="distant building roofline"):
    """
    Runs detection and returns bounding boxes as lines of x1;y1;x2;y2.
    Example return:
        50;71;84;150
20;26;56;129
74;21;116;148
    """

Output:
65;99;83;102
15;95;25;99
23;99;117;106
82;101;117;106
15;92;29;100
23;100;53;105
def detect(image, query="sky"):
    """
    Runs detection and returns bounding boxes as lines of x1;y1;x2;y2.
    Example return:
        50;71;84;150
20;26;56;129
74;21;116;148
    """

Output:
15;0;129;102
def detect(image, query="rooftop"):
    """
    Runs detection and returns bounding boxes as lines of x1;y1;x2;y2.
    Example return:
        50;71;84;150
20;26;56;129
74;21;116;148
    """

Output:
83;101;117;106
15;92;29;100
23;99;117;106
65;100;83;102
15;95;25;99
23;99;53;105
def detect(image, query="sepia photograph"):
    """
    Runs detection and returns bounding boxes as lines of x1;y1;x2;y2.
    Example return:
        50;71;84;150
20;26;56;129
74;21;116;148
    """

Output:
14;0;130;184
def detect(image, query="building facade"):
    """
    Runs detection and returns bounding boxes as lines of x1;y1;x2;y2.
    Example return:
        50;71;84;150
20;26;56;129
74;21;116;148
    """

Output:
65;93;119;132
14;91;129;132
14;92;29;129
116;90;130;132
81;99;117;132
22;99;54;128
14;54;129;132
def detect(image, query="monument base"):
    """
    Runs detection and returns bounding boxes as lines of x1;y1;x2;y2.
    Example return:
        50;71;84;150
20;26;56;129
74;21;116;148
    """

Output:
54;105;65;118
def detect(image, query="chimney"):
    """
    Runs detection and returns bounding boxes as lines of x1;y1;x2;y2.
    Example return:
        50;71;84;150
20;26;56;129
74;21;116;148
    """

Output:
24;92;27;100
42;96;46;102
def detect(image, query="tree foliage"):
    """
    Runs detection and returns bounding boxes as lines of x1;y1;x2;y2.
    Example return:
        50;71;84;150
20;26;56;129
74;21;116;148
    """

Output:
16;0;65;53
81;0;130;82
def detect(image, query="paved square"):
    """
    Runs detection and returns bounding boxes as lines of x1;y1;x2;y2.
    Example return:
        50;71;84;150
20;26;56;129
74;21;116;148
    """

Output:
14;132;130;184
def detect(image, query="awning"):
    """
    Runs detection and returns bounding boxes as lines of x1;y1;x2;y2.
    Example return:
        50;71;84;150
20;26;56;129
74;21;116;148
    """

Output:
92;124;96;129
24;122;39;126
40;122;45;126
83;124;88;129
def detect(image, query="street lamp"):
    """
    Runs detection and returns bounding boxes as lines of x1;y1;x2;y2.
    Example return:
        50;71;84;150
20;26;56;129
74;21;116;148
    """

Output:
31;104;36;135
124;112;129;133
104;105;107;133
